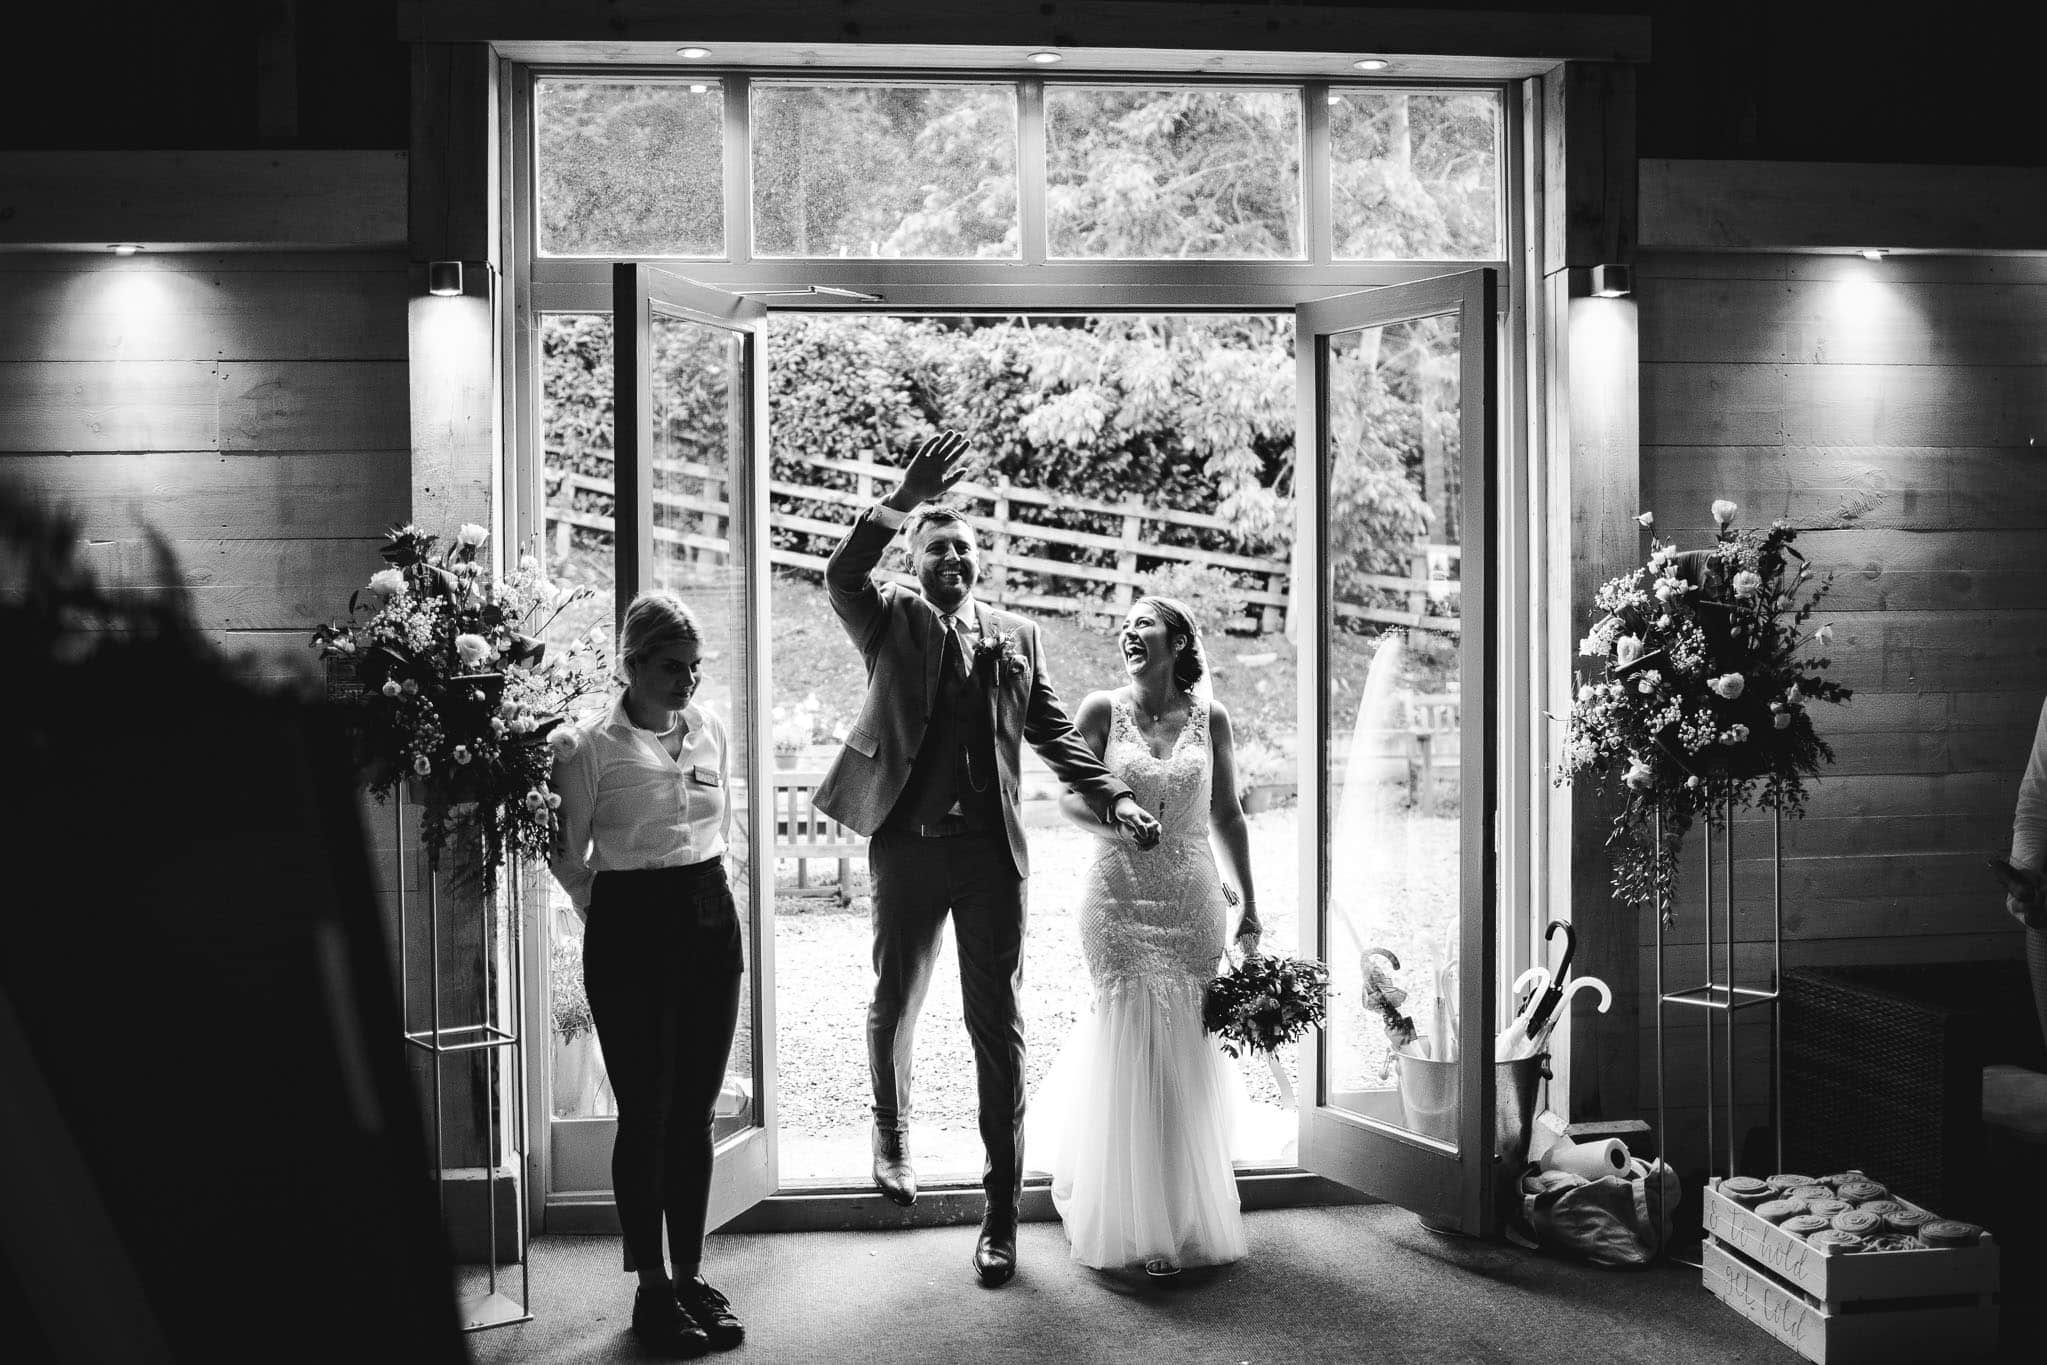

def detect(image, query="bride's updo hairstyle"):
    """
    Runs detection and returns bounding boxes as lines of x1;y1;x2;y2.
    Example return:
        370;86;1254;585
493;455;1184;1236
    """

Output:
616;589;703;686
1136;594;1207;694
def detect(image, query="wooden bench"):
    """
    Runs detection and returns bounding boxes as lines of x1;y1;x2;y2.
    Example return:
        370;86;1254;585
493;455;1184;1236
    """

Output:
772;768;865;904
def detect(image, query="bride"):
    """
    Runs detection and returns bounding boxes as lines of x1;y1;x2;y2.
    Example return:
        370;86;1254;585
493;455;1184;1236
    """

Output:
1030;595;1263;1278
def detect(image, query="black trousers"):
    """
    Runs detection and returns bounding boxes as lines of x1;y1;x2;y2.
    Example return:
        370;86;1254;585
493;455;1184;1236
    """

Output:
583;860;744;1275
866;828;1028;1206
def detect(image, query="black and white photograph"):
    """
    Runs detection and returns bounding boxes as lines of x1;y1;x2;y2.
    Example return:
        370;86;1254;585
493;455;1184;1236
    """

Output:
4;3;2045;1361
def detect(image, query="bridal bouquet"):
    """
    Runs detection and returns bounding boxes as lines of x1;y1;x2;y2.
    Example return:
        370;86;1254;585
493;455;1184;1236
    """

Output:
1556;501;1851;920
311;523;609;892
1203;952;1331;1059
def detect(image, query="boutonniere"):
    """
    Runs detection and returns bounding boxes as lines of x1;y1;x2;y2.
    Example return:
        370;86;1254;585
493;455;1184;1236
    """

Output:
972;631;1026;686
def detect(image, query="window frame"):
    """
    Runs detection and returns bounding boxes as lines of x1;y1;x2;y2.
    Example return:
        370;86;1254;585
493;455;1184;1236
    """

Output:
508;56;1550;1217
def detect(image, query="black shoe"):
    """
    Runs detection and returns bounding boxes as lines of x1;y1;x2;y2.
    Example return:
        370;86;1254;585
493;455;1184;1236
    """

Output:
632;1286;710;1357
872;1124;918;1207
973;1207;1018;1288
674;1275;745;1351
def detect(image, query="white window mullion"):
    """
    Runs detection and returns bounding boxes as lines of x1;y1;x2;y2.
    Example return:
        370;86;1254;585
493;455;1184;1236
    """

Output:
1302;80;1332;266
1018;78;1047;266
726;76;754;264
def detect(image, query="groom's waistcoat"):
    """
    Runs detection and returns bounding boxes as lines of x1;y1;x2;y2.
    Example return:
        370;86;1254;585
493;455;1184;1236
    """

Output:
884;630;999;830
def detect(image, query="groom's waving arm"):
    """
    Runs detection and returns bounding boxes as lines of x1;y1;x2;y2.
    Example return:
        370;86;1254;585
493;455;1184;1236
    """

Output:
825;430;975;654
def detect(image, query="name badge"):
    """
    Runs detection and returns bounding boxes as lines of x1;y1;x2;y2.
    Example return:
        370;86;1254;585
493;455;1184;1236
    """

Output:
689;764;722;787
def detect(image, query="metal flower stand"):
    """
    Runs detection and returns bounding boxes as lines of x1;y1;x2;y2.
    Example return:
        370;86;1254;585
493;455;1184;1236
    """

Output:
396;794;532;1332
1653;790;1785;1260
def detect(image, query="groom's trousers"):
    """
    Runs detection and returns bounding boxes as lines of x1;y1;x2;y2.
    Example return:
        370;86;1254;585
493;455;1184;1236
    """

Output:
866;826;1028;1206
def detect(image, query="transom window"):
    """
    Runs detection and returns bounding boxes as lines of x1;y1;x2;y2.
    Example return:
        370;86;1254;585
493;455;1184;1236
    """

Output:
531;75;1503;265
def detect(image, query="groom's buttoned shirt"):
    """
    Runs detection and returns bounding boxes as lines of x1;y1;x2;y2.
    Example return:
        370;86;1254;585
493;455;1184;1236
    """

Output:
548;696;731;913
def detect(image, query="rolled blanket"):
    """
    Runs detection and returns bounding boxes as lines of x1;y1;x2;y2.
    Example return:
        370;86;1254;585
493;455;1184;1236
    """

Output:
1804;1198;1852;1219
1756;1198;1808;1223
1787;1184;1836;1205
1807;1229;1865;1256
1918;1220;1985;1248
1766;1172;1819;1192
1781;1214;1833;1238
1830;1208;1884;1236
1836;1179;1889;1204
1720;1176;1772;1207
1882;1208;1935;1236
1855;1199;1907;1219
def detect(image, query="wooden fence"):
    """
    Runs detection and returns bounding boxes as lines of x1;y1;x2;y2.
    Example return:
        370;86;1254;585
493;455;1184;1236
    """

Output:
545;450;1460;635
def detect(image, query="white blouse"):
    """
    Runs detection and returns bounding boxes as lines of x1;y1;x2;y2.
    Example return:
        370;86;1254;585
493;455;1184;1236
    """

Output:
548;695;731;914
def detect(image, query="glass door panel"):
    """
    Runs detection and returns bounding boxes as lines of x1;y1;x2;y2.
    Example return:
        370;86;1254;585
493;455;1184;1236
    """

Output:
540;267;775;1230
1296;270;1498;1233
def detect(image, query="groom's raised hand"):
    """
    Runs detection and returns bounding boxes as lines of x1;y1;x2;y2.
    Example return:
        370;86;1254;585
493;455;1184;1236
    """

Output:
1111;794;1162;851
888;429;976;510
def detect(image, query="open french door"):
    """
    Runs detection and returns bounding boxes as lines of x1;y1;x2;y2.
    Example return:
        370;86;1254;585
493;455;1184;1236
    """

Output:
1294;269;1501;1234
543;265;778;1231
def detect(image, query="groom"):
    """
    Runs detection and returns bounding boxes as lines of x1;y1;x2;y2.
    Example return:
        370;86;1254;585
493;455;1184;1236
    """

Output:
814;429;1161;1287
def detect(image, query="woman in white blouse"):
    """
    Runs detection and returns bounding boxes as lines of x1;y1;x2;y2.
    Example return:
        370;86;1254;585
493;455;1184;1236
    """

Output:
550;590;746;1357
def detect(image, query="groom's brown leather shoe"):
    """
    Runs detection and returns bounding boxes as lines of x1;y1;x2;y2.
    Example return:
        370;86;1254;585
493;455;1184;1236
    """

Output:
871;1124;917;1207
973;1206;1018;1287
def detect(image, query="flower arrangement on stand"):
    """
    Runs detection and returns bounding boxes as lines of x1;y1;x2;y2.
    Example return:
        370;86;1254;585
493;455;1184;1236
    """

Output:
311;523;610;894
1557;501;1852;921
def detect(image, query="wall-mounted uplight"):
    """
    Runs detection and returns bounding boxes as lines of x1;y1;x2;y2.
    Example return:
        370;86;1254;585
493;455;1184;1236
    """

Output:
110;243;141;256
1591;264;1633;298
1353;57;1391;71
676;46;711;59
1027;51;1064;65
428;260;464;297
1861;249;1887;262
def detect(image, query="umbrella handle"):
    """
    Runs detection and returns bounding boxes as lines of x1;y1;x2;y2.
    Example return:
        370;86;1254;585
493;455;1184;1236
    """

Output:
1512;966;1550;1012
1560;975;1612;1014
1545;918;1578;984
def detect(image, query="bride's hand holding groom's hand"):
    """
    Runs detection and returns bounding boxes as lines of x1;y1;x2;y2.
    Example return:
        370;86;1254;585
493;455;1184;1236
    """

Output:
1112;793;1162;850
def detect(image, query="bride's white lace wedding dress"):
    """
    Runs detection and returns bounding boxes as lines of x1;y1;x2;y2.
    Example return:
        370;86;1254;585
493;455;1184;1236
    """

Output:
1031;690;1249;1270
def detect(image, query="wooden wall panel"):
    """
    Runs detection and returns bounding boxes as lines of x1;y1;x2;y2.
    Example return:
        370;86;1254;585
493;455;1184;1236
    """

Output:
0;251;409;687
1634;249;2045;1173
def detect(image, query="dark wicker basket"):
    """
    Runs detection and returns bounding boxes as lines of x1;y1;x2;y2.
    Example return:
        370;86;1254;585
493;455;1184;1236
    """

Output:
1782;960;2043;1219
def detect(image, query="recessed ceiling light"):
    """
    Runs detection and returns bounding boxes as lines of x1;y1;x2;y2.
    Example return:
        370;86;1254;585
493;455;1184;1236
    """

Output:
110;243;141;255
1027;51;1063;65
1861;249;1886;261
689;84;709;94
1353;57;1391;71
676;46;711;59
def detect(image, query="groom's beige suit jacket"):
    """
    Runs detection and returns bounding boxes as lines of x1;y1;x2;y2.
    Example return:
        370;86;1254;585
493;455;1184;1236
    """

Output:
811;507;1131;878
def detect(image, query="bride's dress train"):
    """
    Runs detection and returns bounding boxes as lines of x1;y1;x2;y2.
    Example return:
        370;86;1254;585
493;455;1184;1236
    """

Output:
1029;693;1249;1269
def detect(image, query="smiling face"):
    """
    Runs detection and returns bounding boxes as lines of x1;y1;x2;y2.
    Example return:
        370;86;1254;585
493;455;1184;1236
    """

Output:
912;515;980;613
1119;603;1187;684
625;639;705;721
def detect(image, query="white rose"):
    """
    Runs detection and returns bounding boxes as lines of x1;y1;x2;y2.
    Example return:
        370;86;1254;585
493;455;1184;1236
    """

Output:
1732;570;1763;598
368;568;407;599
1624;758;1654;789
457;522;488;547
455;633;491;666
1712;499;1738;525
452;745;472;764
413;754;432;776
524;790;546;812
1636;511;1654;528
1709;673;1746;700
1614;634;1644;666
380;679;402;698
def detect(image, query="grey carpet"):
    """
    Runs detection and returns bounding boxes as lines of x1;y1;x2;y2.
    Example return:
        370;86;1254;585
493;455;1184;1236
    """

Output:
464;1203;1947;1364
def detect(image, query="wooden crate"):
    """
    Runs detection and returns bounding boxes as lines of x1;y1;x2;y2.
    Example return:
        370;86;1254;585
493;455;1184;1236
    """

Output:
1701;1181;1999;1364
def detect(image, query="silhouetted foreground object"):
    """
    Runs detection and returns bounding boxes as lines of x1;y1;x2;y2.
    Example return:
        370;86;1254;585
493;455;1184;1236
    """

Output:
0;488;464;1362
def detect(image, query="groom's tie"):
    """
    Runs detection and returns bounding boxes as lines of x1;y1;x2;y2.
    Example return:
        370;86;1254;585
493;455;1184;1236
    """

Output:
941;612;970;681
